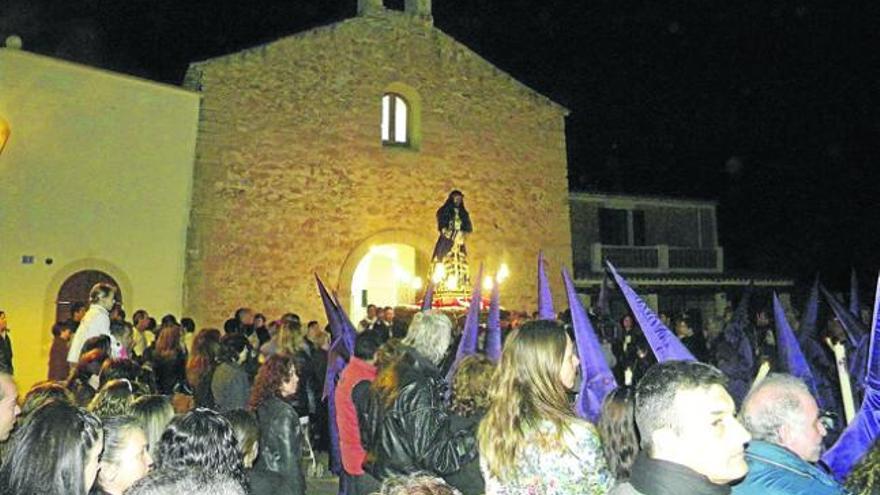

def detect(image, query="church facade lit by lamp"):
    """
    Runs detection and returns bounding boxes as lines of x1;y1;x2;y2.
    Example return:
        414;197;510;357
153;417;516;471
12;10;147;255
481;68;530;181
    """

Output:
0;0;573;389
180;0;573;327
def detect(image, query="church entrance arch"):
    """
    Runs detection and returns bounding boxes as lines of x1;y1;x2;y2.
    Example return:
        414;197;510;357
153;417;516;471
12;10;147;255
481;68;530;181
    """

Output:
55;270;122;323
350;244;417;323
336;229;433;323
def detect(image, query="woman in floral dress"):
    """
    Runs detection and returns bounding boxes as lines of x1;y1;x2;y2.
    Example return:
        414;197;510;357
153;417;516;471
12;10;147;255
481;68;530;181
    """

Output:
478;320;614;495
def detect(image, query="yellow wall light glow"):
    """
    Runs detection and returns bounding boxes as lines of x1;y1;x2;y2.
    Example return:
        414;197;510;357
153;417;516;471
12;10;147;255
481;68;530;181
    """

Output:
497;263;510;283
0;118;9;155
0;49;200;391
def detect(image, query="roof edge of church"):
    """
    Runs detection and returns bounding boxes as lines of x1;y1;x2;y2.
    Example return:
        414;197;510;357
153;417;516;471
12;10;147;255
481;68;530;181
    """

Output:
186;12;570;116
187;17;354;68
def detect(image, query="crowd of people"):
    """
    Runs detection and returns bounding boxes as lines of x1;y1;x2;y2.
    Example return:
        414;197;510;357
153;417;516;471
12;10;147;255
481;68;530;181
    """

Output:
0;277;878;495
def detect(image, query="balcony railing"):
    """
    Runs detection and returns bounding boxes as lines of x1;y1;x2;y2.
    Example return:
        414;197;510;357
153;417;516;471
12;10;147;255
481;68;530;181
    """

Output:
587;243;723;274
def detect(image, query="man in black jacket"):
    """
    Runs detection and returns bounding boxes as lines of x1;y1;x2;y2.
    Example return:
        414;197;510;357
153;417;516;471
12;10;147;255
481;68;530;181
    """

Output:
294;321;329;452
611;361;751;495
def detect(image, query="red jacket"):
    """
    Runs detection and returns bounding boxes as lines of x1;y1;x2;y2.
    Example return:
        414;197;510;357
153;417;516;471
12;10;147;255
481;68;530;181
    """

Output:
334;357;377;475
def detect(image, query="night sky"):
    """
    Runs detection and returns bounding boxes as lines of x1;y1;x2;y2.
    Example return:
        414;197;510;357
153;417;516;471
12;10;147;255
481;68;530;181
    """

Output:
3;0;879;290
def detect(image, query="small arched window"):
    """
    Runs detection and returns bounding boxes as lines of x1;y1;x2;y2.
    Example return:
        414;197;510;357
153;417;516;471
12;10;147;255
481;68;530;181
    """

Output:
381;93;409;145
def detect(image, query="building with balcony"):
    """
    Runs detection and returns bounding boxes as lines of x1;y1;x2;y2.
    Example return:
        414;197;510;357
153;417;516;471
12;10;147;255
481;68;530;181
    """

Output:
570;192;794;330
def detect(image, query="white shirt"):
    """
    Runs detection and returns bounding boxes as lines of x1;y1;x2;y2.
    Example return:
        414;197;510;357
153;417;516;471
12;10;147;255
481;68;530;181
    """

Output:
67;304;112;363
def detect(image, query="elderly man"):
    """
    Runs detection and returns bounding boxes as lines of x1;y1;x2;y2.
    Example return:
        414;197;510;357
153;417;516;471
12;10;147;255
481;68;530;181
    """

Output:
732;374;846;495
612;360;752;495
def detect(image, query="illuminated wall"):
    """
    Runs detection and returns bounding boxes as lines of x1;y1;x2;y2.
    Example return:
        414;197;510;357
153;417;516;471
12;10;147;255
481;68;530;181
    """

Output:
350;244;418;322
0;48;200;390
183;10;574;328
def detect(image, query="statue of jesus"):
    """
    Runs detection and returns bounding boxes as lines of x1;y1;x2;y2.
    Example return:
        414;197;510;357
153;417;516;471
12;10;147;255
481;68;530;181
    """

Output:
430;190;473;296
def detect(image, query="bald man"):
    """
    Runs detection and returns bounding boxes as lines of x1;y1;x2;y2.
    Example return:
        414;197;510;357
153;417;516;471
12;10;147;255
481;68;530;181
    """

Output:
732;373;846;495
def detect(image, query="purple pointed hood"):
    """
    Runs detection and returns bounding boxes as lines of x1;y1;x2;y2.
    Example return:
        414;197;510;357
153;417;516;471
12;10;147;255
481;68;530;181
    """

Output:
486;277;502;362
597;275;611;317
821;283;867;348
422;281;435;312
317;278;364;482
537;251;555;320
446;265;484;385
798;275;820;338
793;276;838;415
316;274;343;342
724;283;753;345
772;292;820;401
606;261;696;362
851;268;862;318
329;290;358;358
314;274;347;477
822;271;880;481
563;267;618;422
716;286;755;405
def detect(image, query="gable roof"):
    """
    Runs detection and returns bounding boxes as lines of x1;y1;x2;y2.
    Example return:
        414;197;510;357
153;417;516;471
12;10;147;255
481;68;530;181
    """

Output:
187;10;569;115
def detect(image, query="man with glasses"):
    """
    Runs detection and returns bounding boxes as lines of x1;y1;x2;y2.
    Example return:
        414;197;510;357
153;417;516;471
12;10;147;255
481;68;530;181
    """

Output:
733;373;847;494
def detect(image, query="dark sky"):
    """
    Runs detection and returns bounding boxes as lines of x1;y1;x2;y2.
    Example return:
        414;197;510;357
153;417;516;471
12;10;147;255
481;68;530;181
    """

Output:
2;0;879;289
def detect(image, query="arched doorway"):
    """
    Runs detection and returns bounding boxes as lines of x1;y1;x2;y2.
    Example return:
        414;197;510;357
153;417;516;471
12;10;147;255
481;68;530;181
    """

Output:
350;243;420;323
55;270;122;323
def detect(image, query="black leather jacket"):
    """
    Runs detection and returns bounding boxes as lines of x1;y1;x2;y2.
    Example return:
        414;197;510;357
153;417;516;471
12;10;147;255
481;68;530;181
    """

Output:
360;348;478;480
255;396;305;495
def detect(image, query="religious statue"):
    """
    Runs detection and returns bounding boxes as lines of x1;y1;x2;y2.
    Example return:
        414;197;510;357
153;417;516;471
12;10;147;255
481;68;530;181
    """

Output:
430;190;473;299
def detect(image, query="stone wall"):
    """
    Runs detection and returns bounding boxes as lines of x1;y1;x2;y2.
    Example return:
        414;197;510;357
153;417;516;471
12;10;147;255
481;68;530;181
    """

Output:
183;10;573;327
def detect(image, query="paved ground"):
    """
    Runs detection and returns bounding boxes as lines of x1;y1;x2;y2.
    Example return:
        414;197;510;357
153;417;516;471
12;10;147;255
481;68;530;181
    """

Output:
303;452;341;495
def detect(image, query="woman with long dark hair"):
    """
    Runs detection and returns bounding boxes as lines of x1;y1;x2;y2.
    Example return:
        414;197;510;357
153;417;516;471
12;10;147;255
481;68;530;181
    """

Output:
212;334;252;412
222;409;295;495
187;328;222;408
152;324;187;395
154;408;245;486
249;354;305;495
0;400;103;495
597;386;639;483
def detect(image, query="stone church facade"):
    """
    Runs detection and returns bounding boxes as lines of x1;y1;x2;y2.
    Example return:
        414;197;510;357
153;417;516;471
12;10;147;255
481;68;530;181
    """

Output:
182;0;573;327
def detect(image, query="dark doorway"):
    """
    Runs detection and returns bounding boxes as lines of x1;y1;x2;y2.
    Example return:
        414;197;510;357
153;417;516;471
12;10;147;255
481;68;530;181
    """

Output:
55;270;122;323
